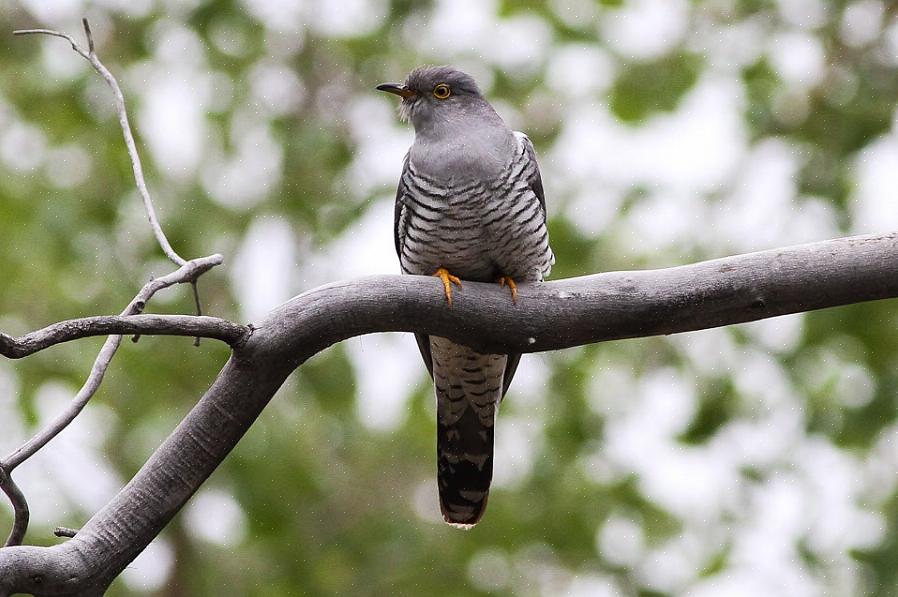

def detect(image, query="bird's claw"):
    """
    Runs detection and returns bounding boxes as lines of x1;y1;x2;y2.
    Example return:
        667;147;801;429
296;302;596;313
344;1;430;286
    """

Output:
433;267;462;305
498;275;518;303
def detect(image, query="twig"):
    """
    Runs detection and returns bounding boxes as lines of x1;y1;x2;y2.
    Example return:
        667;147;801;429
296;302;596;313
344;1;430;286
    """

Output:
0;469;28;547
191;280;203;347
3;23;226;546
0;314;248;359
0;254;224;473
15;19;185;266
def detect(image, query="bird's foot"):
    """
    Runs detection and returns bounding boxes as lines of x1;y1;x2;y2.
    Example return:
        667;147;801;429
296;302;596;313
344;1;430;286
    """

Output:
497;275;518;304
433;267;463;305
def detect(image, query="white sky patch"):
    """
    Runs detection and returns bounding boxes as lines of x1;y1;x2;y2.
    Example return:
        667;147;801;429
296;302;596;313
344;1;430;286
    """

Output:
0;121;46;172
120;538;174;593
692;18;767;72
10;381;122;526
597;513;645;568
731;347;797;411
468;548;512;593
737;313;805;355
797;438;885;555
40;38;89;85
549;0;600;31
670;327;739;378
424;0;498;56
307;0;387;37
620;191;708;258
768;31;827;89
347;333;420;432
240;0;305;31
775;0;829;30
564;186;624;238
96;0;154;17
481;15;554;76
183;487;249;547
840;0;884;48
295;197;397;288
45;144;92;189
249;60;305;117
136;69;208;180
566;573;622;597
201;121;284;209
411;479;441;524
550;75;746;198
637;531;717;594
20;0;85;24
345;95;413;196
505;354;551;410
729;476;824;597
599;0;690;61
711;138;812;253
850;132;898;233
546;44;617;99
599;369;747;523
230;215;296;322
0;364;24;453
493;413;542;488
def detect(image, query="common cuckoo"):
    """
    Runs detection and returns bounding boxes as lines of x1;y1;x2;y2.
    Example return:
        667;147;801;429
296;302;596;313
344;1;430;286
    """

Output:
378;66;554;528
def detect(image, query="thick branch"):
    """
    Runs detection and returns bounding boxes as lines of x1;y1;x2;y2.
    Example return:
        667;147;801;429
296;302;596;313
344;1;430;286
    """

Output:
0;232;896;594
259;232;898;361
0;315;249;359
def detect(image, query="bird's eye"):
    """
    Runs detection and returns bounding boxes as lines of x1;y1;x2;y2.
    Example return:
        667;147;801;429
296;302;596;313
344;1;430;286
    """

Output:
433;83;451;99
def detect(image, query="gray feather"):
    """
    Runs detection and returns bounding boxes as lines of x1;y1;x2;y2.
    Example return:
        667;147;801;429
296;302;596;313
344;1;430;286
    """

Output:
385;65;553;527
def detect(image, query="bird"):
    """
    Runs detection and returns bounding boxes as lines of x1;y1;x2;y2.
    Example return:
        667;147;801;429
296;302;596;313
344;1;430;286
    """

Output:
378;66;554;528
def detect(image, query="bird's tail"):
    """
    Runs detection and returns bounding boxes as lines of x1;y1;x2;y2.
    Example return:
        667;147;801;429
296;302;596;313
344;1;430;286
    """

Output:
431;336;506;528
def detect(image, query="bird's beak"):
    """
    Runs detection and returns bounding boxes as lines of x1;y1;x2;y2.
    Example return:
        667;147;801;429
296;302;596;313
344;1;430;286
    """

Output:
377;83;417;99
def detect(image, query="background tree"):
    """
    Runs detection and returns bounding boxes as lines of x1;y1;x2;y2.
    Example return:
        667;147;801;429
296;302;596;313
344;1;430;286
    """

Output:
2;1;898;596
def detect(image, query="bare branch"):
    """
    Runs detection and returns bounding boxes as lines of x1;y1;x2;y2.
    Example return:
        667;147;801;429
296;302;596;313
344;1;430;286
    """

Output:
0;314;248;359
0;470;28;547
0;254;224;473
15;21;185;266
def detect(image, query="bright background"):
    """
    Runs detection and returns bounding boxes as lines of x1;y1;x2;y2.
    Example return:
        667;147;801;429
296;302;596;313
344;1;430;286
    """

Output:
2;1;898;595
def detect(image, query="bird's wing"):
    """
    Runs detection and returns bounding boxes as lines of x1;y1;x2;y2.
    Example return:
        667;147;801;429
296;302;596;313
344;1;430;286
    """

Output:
393;151;411;258
499;133;546;397
394;152;438;380
516;132;546;218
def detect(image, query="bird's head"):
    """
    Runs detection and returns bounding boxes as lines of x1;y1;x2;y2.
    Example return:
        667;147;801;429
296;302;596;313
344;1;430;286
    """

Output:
377;66;485;134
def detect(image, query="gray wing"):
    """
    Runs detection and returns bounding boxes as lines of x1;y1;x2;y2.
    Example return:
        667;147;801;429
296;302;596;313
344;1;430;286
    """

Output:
393;151;410;258
500;133;549;396
518;132;546;218
393;153;439;380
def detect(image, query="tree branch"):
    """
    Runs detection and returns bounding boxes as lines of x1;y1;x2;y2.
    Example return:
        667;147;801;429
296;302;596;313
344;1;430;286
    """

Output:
0;231;896;595
0;315;249;359
15;20;185;266
0;255;224;475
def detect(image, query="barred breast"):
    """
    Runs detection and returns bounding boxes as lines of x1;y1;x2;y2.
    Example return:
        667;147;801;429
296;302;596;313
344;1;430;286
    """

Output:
394;131;552;527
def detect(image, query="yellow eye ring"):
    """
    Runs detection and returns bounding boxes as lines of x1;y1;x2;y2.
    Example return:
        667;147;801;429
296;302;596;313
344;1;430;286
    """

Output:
433;83;451;99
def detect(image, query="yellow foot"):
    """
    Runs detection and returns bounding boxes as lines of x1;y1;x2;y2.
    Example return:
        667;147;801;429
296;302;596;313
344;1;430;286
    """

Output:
433;267;462;305
498;275;518;304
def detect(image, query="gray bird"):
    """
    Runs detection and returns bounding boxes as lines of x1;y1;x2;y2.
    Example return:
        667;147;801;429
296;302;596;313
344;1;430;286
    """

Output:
378;66;554;528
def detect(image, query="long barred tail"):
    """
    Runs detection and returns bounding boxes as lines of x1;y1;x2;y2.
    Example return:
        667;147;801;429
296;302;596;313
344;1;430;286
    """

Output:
430;336;505;528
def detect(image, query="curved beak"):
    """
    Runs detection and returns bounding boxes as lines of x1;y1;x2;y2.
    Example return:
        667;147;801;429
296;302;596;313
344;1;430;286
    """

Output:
377;83;417;99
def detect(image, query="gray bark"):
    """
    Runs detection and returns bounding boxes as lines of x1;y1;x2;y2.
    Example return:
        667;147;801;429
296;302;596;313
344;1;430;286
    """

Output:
1;231;897;595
